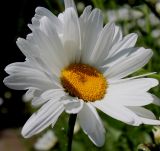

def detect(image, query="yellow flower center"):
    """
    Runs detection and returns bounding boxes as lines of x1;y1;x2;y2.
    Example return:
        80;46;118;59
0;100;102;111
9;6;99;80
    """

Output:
61;64;107;102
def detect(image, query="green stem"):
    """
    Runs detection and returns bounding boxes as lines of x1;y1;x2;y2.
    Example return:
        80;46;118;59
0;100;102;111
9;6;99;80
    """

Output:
67;114;77;151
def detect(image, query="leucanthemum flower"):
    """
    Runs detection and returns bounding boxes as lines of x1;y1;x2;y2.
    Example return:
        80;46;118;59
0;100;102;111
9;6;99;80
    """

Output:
4;0;160;147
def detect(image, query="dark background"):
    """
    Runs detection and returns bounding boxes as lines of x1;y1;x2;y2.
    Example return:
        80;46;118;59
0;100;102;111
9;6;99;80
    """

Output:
0;0;49;129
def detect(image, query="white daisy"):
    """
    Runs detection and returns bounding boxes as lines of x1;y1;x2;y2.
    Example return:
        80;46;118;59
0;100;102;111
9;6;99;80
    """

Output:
3;0;160;147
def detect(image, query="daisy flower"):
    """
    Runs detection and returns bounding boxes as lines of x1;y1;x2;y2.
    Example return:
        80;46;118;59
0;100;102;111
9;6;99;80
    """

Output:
4;0;160;147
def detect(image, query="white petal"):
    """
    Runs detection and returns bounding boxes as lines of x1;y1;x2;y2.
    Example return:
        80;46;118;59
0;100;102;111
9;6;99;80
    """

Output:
112;26;122;45
33;17;68;62
63;8;81;63
16;38;60;78
32;89;65;107
108;33;138;58
22;99;64;138
16;38;39;65
80;8;103;64
5;61;48;77
108;78;158;92
93;101;141;126
24;88;42;103
80;6;92;21
100;47;138;69
104;48;153;80
5;62;32;74
139;118;160;125
41;89;65;101
109;72;157;84
128;106;160;125
89;22;115;65
106;92;153;106
30;28;65;75
94;25;122;67
128;106;156;119
35;7;62;33
5;60;42;74
62;96;84;114
78;103;105;147
64;0;77;12
105;78;158;106
5;60;61;89
38;16;70;67
24;89;36;102
27;13;70;76
3;69;55;90
151;94;160;106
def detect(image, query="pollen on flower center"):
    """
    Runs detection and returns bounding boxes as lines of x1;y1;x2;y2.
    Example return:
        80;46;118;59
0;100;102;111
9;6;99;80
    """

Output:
60;64;107;102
